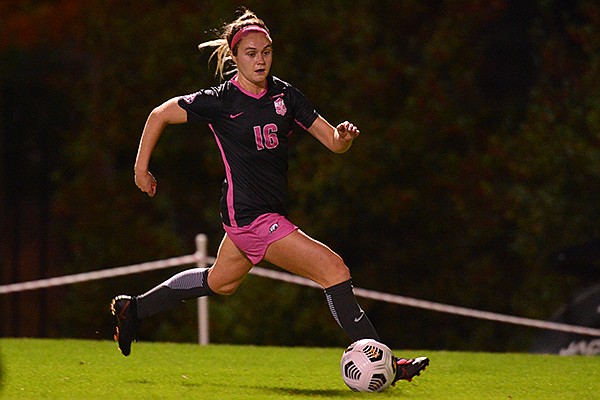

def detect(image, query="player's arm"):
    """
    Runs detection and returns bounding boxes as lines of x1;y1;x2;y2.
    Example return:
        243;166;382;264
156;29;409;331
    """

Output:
307;115;360;154
134;97;188;197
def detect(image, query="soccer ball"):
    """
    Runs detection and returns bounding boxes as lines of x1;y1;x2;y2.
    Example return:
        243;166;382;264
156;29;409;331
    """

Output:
340;338;396;392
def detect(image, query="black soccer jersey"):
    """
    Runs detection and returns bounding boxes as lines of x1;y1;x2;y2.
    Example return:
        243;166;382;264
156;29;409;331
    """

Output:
177;75;319;228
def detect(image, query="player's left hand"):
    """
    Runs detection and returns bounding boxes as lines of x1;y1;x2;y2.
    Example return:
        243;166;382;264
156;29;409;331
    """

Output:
336;121;360;141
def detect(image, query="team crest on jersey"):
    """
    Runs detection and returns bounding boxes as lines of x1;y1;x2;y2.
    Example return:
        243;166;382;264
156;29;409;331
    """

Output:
274;97;287;116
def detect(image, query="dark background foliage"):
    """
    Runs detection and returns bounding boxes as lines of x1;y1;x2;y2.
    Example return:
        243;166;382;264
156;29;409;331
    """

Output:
1;0;600;351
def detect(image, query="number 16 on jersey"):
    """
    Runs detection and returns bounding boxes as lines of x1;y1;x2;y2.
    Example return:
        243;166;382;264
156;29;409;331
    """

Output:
254;124;279;150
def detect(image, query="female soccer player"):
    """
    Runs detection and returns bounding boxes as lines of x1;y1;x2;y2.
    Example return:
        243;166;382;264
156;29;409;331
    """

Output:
111;8;428;384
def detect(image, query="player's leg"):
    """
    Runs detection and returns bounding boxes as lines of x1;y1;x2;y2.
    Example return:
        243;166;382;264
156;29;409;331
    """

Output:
265;229;429;383
134;234;251;318
264;229;380;342
206;233;254;295
264;229;349;287
111;234;252;356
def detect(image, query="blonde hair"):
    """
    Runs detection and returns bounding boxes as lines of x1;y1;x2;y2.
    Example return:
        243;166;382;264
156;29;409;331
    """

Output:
198;8;271;80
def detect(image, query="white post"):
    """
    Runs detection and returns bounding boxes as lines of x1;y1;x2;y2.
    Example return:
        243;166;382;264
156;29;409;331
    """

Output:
195;234;210;345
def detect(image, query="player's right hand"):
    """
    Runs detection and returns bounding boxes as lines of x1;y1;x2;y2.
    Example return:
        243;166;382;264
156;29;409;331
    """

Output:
134;170;157;197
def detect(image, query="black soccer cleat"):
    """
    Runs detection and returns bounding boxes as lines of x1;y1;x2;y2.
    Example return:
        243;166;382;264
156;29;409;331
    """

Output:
110;295;141;356
392;356;429;384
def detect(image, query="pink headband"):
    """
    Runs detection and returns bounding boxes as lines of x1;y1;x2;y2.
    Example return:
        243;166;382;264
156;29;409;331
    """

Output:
230;25;271;50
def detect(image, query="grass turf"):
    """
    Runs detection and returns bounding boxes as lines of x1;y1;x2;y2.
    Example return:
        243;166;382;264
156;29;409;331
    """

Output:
0;338;598;399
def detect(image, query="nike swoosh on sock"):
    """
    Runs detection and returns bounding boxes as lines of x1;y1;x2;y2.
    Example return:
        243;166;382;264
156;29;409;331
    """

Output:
354;311;365;323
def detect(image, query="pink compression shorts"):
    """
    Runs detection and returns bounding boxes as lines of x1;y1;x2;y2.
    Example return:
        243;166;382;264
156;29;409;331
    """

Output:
223;213;298;265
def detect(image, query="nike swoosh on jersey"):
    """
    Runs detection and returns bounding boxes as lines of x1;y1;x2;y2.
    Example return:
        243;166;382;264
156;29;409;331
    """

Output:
229;112;245;119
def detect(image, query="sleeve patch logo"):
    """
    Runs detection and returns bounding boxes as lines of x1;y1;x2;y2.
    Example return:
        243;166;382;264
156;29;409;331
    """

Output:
182;93;197;104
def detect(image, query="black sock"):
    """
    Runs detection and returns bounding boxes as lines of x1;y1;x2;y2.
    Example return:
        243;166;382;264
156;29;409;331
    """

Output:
135;268;215;319
324;279;380;342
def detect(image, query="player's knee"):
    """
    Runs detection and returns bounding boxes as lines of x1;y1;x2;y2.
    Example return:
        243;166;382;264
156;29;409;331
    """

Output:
211;281;240;296
206;272;241;296
334;262;352;283
324;255;351;287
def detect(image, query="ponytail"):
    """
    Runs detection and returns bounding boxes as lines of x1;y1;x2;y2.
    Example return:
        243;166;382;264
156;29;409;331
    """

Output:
198;7;271;80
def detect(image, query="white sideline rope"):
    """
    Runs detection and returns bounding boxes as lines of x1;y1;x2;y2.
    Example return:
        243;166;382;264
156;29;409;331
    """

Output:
249;266;600;338
0;254;212;294
351;287;600;337
1;251;600;338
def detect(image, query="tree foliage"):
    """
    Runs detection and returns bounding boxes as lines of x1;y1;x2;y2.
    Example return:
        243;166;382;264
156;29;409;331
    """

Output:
2;0;600;351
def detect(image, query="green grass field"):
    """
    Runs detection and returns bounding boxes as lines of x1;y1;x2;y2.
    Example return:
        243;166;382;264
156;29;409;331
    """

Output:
0;338;598;399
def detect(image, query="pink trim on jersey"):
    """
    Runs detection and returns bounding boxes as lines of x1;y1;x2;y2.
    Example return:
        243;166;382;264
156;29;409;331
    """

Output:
231;75;267;99
209;123;237;227
294;118;310;131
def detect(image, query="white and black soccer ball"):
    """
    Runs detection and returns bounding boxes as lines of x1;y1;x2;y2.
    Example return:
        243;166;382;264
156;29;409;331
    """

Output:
340;338;396;392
